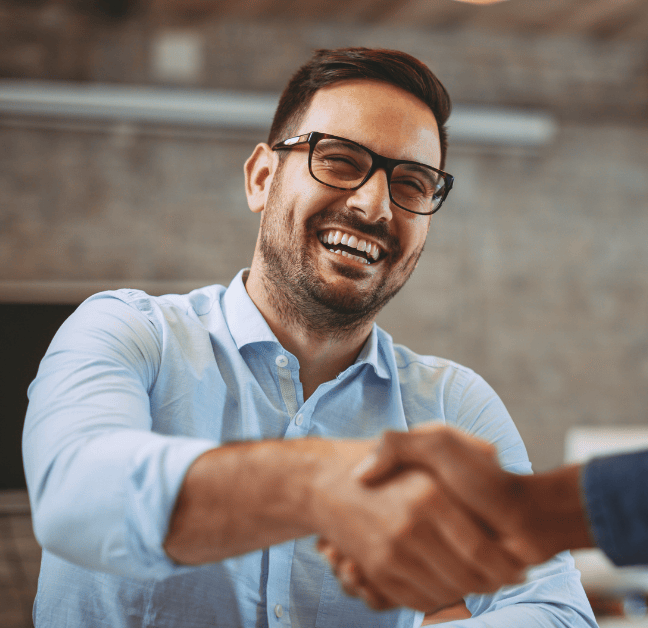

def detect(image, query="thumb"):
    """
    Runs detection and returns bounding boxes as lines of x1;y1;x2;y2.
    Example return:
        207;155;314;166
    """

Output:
355;431;410;485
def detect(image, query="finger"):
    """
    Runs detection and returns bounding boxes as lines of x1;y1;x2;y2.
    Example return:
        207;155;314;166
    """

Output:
355;446;401;485
337;559;396;610
338;560;364;597
366;543;468;612
359;430;426;485
362;427;500;487
338;559;363;590
373;568;464;613
418;489;527;592
357;585;397;611
316;538;343;568
359;428;460;485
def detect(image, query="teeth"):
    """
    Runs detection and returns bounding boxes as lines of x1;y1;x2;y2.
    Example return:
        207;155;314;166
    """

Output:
319;229;382;263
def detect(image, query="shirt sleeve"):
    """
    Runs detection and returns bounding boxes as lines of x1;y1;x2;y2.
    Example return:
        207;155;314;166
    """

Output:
581;449;648;566
445;371;598;627
22;294;218;580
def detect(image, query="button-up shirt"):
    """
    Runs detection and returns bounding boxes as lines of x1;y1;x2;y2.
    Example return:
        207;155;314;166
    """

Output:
23;270;596;627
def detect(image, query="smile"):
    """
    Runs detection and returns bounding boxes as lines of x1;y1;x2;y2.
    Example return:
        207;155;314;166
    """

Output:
318;229;383;265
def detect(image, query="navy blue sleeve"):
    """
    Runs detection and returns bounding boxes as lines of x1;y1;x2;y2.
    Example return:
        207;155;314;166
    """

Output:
581;449;648;566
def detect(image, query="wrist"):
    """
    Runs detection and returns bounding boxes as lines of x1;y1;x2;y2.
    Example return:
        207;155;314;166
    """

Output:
305;439;378;538
523;464;594;559
165;437;346;564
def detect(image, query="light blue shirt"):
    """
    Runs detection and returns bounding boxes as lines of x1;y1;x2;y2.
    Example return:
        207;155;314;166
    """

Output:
23;269;596;627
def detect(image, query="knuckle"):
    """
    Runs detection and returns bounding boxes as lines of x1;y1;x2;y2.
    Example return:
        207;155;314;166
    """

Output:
382;430;406;452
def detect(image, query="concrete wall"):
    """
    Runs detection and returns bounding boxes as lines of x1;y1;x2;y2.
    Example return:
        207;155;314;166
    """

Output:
2;4;648;471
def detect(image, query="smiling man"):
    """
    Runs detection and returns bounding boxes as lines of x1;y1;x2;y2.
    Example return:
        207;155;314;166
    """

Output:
24;48;596;628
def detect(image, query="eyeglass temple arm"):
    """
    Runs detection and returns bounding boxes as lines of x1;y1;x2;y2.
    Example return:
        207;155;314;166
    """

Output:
272;133;313;150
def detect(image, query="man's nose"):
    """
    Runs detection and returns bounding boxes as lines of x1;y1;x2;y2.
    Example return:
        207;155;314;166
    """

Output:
345;169;394;223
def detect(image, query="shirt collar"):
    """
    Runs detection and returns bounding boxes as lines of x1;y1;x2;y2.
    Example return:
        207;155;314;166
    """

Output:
355;324;390;380
222;269;279;349
222;269;391;380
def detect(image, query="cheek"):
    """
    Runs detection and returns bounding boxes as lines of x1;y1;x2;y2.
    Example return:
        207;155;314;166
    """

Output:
399;218;429;253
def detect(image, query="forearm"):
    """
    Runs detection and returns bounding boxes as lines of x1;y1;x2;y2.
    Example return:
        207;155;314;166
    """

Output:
522;464;594;558
164;437;374;564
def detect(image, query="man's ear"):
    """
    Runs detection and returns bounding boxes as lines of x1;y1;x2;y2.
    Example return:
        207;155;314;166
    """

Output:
244;143;276;214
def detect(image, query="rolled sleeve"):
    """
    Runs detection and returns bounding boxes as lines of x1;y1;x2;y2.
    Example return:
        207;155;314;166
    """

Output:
23;295;217;579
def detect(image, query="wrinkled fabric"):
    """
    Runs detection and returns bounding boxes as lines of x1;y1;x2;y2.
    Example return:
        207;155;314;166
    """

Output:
24;269;596;627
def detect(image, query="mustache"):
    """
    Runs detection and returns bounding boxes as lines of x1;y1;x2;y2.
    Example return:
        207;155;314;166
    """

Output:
306;207;401;253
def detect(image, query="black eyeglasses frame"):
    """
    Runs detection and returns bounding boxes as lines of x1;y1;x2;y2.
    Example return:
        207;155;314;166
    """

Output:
271;131;453;216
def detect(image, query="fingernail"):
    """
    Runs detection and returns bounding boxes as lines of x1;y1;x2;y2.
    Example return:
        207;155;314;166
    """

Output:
353;453;377;478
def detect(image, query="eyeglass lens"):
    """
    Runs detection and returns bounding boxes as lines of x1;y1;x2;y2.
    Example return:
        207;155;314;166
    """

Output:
311;137;446;214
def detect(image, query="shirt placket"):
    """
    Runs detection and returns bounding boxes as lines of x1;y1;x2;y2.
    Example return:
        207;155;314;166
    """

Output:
266;352;310;625
274;353;311;437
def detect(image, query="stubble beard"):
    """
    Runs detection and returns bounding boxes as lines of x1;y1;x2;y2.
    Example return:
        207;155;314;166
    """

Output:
258;171;425;340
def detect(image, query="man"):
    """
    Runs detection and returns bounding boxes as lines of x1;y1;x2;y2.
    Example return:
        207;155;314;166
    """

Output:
23;48;596;627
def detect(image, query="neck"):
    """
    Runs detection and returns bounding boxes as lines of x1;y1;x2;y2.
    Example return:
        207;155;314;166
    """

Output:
244;266;374;399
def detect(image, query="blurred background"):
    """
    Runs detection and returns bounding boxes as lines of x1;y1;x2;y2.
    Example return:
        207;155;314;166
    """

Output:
1;0;647;625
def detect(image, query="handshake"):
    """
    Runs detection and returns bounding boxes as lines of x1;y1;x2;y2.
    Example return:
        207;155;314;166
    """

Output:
311;425;592;615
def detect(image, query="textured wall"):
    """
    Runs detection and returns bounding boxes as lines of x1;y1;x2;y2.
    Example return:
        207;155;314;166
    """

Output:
378;124;648;470
3;118;647;471
2;5;648;471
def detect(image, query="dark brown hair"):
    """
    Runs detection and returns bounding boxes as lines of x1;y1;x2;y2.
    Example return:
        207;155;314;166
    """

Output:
268;47;452;169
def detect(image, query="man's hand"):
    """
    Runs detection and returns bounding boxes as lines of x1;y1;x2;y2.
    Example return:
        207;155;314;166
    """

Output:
309;439;525;613
359;425;593;564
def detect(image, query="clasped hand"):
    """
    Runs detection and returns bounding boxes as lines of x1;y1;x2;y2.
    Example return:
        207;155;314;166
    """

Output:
312;426;552;614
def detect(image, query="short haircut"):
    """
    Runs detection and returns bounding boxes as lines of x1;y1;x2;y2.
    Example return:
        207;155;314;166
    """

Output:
268;47;452;169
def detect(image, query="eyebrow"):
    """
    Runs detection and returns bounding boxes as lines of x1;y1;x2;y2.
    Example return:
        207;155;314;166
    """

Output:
321;138;368;157
397;162;439;184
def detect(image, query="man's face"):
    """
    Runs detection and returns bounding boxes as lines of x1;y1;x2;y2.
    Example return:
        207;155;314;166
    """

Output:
255;79;442;334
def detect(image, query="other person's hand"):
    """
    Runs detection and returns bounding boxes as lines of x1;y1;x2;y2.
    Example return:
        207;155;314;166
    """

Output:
358;425;589;565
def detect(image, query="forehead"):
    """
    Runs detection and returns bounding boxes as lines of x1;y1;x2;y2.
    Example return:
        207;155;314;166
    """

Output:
296;79;441;167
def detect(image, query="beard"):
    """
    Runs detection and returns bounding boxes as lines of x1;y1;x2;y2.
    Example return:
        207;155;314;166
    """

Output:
257;169;425;340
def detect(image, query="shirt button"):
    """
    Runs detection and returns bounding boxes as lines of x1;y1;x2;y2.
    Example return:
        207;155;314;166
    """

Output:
295;413;303;426
274;604;283;618
275;355;288;367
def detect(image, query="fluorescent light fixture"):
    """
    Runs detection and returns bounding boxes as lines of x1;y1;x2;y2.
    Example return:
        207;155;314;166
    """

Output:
0;80;556;147
449;104;557;147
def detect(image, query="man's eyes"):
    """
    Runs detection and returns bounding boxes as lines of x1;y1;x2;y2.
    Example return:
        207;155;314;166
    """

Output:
319;154;365;170
392;176;429;195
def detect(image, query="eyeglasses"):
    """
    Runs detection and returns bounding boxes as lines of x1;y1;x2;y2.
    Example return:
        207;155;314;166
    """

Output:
272;132;453;216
